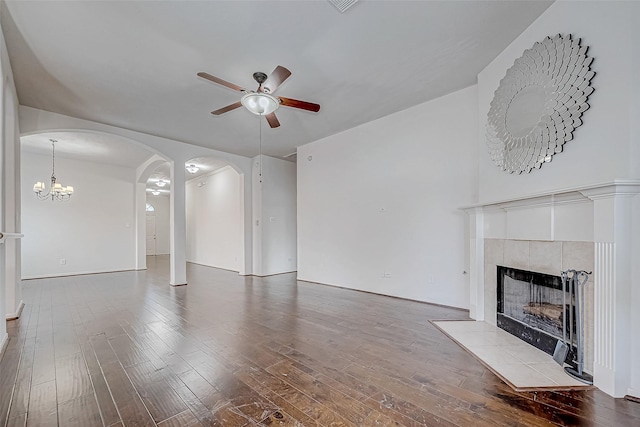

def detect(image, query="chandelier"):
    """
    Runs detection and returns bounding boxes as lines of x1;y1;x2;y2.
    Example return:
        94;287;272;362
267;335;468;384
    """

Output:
33;139;74;201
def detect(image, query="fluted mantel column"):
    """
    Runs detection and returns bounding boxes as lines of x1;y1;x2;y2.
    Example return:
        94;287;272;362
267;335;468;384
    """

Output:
581;181;640;398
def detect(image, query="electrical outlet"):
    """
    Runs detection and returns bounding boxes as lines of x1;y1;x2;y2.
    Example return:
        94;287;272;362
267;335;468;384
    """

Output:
60;259;66;265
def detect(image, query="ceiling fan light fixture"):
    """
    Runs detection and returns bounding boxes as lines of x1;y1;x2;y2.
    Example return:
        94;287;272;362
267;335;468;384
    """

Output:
241;92;279;116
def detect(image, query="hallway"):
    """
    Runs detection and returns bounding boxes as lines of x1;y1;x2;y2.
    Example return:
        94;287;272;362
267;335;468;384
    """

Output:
1;256;639;426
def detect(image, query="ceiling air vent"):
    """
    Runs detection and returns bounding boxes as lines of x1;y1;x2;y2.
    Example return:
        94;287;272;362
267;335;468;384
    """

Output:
328;0;358;13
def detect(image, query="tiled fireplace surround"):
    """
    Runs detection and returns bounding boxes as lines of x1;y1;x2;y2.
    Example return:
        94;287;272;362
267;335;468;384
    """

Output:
487;239;594;373
465;180;640;398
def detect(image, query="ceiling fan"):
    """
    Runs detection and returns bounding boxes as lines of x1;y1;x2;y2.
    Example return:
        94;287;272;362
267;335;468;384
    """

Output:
197;65;320;128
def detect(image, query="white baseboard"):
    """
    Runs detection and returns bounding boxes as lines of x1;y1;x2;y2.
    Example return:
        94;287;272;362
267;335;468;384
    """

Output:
22;267;136;280
6;300;25;321
0;333;8;359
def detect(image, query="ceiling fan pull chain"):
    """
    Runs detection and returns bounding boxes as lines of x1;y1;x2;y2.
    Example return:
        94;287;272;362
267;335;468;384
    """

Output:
259;117;263;183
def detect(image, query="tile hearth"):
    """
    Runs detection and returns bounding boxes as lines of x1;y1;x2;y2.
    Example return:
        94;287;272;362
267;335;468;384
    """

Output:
433;320;593;391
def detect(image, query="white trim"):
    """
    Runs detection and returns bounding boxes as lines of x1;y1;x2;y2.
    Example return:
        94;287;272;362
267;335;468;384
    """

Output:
6;300;25;321
22;268;136;280
0;232;24;243
462;180;640;209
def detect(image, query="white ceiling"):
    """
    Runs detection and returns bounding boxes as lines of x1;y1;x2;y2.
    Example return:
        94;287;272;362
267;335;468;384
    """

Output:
146;156;232;197
22;132;231;196
21;131;154;168
2;1;552;161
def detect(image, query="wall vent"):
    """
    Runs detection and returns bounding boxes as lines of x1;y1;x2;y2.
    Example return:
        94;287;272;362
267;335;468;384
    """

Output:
328;0;358;13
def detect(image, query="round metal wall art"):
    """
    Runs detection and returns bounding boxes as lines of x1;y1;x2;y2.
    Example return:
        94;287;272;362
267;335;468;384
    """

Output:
486;34;595;174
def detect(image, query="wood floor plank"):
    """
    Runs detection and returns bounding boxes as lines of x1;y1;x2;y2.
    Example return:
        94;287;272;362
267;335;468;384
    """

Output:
266;360;375;425
109;334;151;368
31;329;56;387
236;364;355;426
163;371;239;426
0;348;22;423
57;393;103;427
136;381;189;423
88;370;122;427
7;341;36;420
26;380;57;426
156;409;203;427
362;393;444;427
5;413;27;427
3;257;639;427
99;361;156;427
235;369;319;427
54;352;93;404
53;327;81;358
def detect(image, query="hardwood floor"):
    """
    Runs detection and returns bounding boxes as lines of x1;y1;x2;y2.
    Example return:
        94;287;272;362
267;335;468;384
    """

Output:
2;256;639;426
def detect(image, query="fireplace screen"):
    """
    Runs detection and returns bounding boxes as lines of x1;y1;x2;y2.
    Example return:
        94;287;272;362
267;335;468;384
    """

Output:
502;274;565;337
497;266;575;359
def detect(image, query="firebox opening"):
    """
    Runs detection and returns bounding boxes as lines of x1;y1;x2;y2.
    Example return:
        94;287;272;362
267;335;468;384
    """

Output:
496;266;577;368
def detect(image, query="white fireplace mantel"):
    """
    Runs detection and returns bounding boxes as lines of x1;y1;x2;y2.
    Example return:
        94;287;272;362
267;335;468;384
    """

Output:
462;179;640;211
463;179;640;398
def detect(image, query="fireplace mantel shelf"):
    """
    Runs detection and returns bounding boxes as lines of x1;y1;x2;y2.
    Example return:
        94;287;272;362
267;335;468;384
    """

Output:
461;179;640;211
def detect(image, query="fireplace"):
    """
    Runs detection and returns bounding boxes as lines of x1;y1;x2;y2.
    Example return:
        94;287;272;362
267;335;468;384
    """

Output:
465;181;640;397
496;266;576;367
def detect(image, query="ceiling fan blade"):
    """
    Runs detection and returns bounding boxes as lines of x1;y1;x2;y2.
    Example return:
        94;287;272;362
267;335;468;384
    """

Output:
211;101;242;115
265;112;281;128
279;97;321;112
262;66;291;93
197;72;245;92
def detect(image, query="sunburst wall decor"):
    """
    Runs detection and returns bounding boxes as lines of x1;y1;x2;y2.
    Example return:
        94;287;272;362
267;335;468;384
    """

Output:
486;34;595;174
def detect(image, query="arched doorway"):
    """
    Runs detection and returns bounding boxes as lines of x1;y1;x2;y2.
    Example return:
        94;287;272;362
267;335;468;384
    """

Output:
184;157;242;272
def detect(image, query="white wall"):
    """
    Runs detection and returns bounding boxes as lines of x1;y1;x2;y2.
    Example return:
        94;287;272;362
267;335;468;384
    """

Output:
478;1;640;203
21;151;136;278
146;194;169;255
298;86;477;308
252;155;297;276
185;166;241;271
